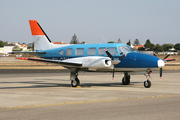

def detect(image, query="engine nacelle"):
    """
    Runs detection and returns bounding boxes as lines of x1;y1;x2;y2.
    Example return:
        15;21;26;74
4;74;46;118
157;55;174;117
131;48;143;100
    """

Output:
83;57;112;69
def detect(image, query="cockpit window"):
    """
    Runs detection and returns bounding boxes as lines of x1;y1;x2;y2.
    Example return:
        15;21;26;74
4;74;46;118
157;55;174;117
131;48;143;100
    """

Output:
118;46;134;55
107;47;118;55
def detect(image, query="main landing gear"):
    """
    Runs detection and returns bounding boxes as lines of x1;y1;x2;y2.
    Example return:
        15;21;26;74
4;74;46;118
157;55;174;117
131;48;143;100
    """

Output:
122;73;130;85
70;68;80;87
121;72;152;88
69;69;151;88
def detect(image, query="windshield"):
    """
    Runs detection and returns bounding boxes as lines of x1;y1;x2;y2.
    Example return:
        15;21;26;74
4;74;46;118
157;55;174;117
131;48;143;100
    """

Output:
118;46;134;55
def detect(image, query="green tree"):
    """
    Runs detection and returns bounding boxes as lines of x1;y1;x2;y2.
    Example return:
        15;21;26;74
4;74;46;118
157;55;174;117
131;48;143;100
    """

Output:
144;39;151;48
81;41;86;44
174;43;180;50
138;47;145;51
117;38;122;43
0;40;8;47
12;45;22;51
32;42;34;51
127;39;131;46
162;44;173;51
108;41;116;43
134;39;140;45
153;44;164;52
70;34;80;44
149;44;155;50
144;39;155;51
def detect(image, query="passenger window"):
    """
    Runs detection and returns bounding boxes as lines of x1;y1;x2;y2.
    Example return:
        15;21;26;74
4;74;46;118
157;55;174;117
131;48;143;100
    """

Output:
66;49;72;56
87;48;96;55
107;47;118;55
75;48;84;56
98;47;105;55
59;50;64;55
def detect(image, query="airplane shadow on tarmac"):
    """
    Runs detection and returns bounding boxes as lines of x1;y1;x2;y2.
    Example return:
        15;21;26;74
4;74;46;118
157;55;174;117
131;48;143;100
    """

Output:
0;79;141;89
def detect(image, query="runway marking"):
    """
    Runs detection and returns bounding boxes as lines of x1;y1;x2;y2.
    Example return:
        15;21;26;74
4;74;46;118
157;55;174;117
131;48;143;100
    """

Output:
1;94;180;110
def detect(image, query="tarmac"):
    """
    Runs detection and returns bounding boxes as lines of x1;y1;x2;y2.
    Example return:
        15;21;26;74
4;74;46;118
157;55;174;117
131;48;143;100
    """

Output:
0;69;180;109
0;57;180;119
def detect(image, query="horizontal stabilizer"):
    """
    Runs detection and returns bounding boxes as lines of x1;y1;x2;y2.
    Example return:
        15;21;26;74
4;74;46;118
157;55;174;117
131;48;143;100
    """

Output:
9;51;46;54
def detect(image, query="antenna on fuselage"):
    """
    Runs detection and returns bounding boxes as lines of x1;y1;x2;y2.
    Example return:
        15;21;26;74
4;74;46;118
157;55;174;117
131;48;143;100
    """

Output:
101;35;107;43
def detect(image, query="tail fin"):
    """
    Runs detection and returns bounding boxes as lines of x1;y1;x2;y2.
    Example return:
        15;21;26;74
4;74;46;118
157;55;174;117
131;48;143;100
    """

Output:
29;20;53;51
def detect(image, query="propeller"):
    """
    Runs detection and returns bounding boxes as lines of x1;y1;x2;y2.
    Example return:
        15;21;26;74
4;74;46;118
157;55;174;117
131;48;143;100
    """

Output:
104;49;114;60
163;54;170;60
153;52;175;80
104;49;127;80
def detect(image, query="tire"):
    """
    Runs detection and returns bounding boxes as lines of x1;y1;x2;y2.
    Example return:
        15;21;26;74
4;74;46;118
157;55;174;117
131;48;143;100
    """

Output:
144;80;151;88
71;78;80;87
122;77;130;85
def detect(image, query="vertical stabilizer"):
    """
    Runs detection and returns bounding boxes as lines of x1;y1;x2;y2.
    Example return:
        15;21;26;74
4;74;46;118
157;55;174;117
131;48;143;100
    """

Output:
29;20;53;51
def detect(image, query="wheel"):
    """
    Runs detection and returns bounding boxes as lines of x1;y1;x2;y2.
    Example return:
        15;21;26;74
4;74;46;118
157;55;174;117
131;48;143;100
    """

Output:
144;80;151;88
122;77;130;85
71;78;80;87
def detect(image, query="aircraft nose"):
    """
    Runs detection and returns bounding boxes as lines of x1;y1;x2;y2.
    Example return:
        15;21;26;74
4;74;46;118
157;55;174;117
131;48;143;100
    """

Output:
158;59;165;68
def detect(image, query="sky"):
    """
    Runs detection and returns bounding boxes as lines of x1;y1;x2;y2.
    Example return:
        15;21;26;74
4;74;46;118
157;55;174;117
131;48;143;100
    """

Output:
0;0;180;45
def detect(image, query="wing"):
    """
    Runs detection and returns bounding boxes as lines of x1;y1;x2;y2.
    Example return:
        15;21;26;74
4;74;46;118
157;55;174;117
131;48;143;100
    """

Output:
16;57;83;67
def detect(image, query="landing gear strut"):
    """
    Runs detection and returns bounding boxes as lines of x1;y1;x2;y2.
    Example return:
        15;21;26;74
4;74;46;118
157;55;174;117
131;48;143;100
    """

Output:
144;74;151;88
122;73;130;85
70;68;80;87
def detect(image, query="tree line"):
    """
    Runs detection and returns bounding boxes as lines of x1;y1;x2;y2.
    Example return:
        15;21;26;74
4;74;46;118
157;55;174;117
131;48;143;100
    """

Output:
127;39;180;52
1;34;180;52
70;34;180;52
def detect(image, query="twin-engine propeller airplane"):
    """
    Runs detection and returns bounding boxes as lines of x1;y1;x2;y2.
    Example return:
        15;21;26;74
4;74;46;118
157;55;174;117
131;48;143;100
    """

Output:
12;20;175;88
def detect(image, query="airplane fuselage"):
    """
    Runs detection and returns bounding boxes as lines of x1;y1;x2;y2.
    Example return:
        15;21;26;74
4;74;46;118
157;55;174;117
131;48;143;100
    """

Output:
36;43;162;72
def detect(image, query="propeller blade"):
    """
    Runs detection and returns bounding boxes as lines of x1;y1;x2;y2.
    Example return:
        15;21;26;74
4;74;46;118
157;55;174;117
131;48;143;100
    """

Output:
104;49;114;60
153;52;157;57
163;54;170;60
112;68;115;80
160;68;162;80
165;58;176;62
118;54;127;60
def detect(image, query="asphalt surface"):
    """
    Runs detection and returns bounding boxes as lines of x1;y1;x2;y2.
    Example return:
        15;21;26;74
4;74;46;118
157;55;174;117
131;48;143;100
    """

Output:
0;69;180;120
